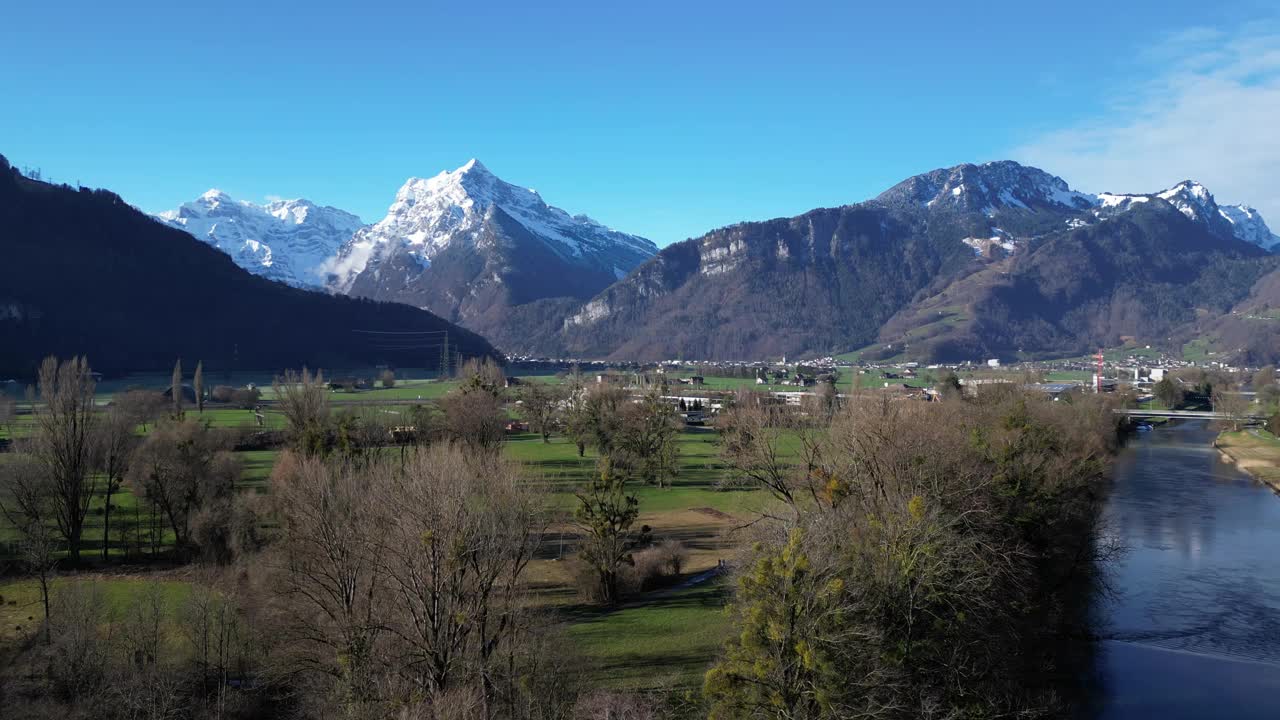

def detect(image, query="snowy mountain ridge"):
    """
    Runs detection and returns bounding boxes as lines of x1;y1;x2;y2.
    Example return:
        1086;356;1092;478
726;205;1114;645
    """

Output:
874;160;1098;215
324;159;657;293
876;161;1278;250
155;190;365;287
1093;180;1279;250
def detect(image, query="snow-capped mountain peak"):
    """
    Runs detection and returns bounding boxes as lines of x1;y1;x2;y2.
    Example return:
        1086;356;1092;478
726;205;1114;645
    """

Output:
875;160;1096;216
1155;180;1219;222
199;188;231;202
1093;179;1278;250
155;191;365;288
326;160;657;292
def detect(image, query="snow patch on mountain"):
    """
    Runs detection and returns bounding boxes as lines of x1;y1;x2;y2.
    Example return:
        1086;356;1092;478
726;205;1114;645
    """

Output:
326;160;657;293
156;191;364;287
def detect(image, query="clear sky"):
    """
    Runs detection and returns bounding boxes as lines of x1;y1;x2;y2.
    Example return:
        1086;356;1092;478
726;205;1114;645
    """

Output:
2;1;1278;246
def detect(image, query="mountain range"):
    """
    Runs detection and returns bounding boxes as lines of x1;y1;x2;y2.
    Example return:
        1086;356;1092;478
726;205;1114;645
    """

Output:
0;154;497;376
18;153;1280;368
538;162;1276;363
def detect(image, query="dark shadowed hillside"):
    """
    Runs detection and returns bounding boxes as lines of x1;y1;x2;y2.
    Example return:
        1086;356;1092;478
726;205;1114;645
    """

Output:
0;155;499;376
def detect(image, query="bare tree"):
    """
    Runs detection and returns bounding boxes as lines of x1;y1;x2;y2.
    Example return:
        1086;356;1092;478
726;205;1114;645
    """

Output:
274;367;331;457
0;388;14;432
613;387;680;487
0;454;59;643
30;355;98;563
181;571;254;715
561;375;591;457
718;400;805;509
440;388;507;454
114;388;166;431
127;418;240;558
47;580;112;699
94;401;140;561
458;357;507;397
267;452;387;714
567;384;628;458
375;444;543;715
520;382;563;443
1213;384;1252;432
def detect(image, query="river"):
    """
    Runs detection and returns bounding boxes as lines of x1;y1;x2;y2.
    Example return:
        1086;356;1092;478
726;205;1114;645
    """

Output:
1094;420;1280;718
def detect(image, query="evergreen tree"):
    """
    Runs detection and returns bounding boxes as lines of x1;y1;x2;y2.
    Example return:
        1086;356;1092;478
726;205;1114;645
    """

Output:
574;459;642;605
705;528;843;720
1153;376;1183;409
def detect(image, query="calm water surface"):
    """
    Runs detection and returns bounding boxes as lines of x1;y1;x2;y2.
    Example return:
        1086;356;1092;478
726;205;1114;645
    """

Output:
1096;420;1280;718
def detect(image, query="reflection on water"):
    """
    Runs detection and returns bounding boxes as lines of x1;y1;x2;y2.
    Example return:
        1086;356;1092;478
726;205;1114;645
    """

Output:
1095;420;1280;718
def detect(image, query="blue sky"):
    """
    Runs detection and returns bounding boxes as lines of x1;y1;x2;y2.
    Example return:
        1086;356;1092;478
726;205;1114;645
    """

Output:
2;1;1278;245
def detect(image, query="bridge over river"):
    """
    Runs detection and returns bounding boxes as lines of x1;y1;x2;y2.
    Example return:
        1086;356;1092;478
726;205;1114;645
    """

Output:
1113;408;1268;421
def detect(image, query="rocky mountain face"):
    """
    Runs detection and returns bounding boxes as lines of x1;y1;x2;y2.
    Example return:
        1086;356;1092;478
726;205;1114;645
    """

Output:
0;155;497;376
324;160;657;350
156;191;365;287
545;161;1280;362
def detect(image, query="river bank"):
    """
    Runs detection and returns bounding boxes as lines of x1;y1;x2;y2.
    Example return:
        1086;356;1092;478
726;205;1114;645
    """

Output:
1214;429;1280;493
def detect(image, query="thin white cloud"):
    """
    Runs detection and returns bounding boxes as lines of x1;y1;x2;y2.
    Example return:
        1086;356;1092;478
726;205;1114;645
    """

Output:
1013;25;1280;221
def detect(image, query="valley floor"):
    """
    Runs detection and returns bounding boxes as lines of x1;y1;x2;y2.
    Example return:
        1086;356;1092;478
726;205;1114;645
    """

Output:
0;376;778;692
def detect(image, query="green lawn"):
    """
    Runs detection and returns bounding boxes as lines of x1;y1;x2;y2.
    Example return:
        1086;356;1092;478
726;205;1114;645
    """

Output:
505;431;766;515
1043;370;1094;383
1181;338;1218;363
567;579;731;690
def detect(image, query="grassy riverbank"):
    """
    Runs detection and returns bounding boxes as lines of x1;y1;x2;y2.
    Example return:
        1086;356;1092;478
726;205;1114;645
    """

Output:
1215;430;1280;492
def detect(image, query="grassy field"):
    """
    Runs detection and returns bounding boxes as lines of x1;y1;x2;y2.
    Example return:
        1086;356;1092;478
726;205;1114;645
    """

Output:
1;425;765;692
506;430;766;515
567;579;731;690
0;574;195;647
1182;338;1217;364
1;374;796;691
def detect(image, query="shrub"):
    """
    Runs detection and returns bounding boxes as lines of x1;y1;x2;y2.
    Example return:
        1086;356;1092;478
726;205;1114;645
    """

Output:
574;691;665;720
380;369;397;388
229;387;261;409
624;541;687;593
655;539;686;576
210;385;235;403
